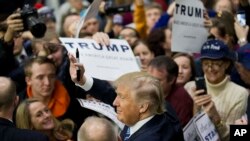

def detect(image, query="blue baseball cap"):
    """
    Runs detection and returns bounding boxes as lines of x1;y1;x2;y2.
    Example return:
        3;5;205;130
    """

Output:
200;39;235;60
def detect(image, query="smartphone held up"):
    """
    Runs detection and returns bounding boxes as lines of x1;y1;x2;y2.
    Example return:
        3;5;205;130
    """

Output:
195;76;207;95
237;11;246;27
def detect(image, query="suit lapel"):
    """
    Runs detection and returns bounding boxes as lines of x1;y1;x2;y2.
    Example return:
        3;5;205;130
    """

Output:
121;115;165;141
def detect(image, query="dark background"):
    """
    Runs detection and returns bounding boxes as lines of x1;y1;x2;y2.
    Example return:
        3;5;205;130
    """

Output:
0;0;36;21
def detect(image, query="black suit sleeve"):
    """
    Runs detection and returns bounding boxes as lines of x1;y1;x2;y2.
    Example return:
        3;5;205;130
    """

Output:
13;128;49;141
0;39;17;76
85;78;117;105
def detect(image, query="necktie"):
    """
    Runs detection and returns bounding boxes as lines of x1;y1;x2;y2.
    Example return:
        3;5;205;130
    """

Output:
124;127;130;141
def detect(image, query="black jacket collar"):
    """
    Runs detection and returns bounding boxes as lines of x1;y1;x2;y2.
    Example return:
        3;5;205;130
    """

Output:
0;117;15;127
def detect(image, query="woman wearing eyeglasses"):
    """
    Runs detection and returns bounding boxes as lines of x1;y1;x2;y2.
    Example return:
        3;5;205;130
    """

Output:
184;39;249;141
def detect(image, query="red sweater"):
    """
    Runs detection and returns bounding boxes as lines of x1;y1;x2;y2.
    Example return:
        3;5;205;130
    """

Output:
166;84;193;127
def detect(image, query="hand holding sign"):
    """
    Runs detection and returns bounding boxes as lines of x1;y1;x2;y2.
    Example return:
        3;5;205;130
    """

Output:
61;38;140;81
203;11;212;28
92;32;110;46
68;53;86;85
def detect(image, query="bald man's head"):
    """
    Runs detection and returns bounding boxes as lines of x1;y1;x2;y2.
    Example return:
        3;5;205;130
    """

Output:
78;116;117;141
0;77;16;110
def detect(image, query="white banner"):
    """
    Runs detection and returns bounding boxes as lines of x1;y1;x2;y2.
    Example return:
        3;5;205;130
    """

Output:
183;118;201;141
60;38;140;81
77;99;124;129
183;112;220;141
172;0;209;53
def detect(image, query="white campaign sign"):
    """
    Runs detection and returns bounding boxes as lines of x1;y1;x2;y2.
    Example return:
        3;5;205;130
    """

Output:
183;119;201;141
183;112;220;141
60;38;140;81
172;0;209;53
195;112;220;141
77;99;124;129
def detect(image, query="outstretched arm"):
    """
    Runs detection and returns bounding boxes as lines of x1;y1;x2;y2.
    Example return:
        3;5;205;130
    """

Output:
68;51;116;105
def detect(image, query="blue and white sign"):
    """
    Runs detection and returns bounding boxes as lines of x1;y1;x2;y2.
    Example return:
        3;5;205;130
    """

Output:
60;38;140;81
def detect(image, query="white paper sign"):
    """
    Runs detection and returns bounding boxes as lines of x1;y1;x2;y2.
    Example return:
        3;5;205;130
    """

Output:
195;112;220;141
172;0;209;53
60;38;140;81
77;99;124;129
183;112;220;141
183;119;201;141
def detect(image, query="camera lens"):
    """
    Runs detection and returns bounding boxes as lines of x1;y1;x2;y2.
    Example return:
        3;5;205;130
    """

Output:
26;16;46;38
20;4;47;38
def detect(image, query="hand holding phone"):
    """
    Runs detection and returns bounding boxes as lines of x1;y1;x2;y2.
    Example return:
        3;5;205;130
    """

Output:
195;76;207;95
237;11;246;27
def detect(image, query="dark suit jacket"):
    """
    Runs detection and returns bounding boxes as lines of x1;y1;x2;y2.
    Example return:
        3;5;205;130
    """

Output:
86;78;117;105
0;117;49;141
85;78;184;141
120;112;184;141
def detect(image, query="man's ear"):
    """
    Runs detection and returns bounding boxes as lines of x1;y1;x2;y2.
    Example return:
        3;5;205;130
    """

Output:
139;103;149;114
169;76;176;86
14;95;19;108
25;76;31;86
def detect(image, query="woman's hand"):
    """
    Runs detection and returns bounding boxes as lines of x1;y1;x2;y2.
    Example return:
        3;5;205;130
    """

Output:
204;12;212;29
234;20;249;46
235;115;248;125
192;87;221;124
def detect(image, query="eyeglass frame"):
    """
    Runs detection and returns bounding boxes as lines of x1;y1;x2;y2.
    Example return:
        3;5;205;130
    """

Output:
201;59;225;70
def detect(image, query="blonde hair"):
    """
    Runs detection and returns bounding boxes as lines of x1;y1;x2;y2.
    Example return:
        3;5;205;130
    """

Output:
16;98;40;129
16;98;75;132
115;72;166;114
16;98;75;140
145;2;162;13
